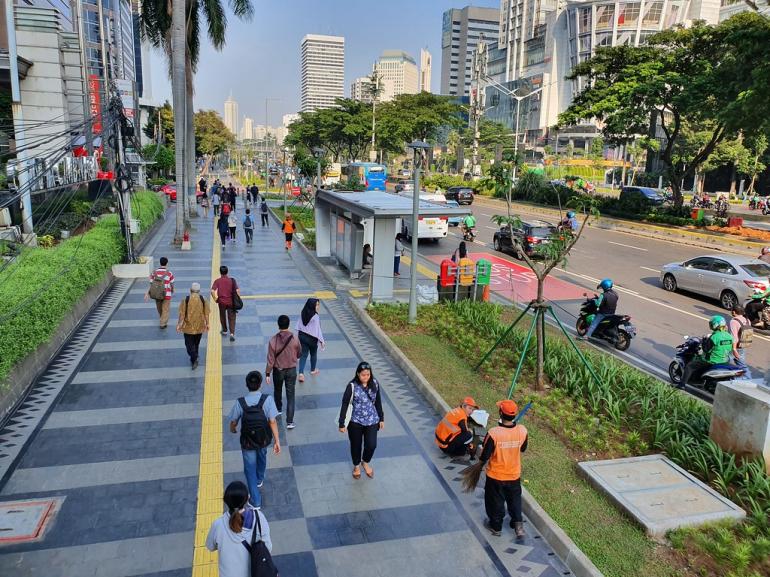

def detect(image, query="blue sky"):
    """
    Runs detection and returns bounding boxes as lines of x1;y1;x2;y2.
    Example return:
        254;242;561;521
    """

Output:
147;0;499;125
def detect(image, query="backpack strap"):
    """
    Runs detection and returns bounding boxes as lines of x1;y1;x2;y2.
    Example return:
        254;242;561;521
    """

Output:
256;395;268;411
184;296;190;322
238;397;248;412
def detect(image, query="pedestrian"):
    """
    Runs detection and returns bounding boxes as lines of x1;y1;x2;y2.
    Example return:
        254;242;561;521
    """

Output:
145;256;174;329
243;209;255;245
212;190;221;216
228;210;237;244
281;213;296;250
200;192;210;218
228;371;281;508
177;282;209;369
227;182;237;211
217;213;229;250
251;184;259;206
338;361;384;480
394;233;404;277
211;265;240;341
479;400;528;538
297;297;325;383
729;305;753;379
362;243;373;268
260;199;269;227
434;397;480;458
265;315;301;429
205;481;273;577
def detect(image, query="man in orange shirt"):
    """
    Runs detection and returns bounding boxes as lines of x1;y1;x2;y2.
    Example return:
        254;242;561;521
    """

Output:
434;397;479;458
479;399;528;538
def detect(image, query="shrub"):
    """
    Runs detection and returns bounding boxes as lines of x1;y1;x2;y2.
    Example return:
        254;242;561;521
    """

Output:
131;190;164;231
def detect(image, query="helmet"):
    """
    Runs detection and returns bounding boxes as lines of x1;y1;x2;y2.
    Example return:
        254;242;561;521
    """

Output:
598;278;613;291
762;247;770;255
709;315;726;330
567;211;575;219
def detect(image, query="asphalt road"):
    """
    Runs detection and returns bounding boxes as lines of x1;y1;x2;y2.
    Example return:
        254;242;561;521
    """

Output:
410;195;768;384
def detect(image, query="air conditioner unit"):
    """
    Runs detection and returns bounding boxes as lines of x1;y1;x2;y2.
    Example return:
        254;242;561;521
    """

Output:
0;208;11;227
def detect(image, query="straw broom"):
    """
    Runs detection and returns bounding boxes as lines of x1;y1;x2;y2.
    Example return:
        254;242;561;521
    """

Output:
460;461;485;493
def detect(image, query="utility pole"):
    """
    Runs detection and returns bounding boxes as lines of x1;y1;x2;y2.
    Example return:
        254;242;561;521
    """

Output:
74;0;93;155
470;38;487;180
5;1;33;235
408;141;430;324
369;68;380;162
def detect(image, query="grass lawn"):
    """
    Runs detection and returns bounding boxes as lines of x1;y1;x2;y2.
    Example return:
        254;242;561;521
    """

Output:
386;329;684;577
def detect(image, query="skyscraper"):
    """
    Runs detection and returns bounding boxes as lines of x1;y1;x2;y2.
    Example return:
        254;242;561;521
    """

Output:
301;34;345;112
350;76;374;103
419;48;432;93
440;6;499;96
374;50;418;102
224;95;238;138
241;117;254;141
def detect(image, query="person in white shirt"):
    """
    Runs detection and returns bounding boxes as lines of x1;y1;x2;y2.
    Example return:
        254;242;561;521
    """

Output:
206;481;272;577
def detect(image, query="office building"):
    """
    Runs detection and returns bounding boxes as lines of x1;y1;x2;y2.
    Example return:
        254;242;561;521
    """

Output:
224;94;238;138
440;6;499;96
300;34;344;112
374;50;418;102
282;113;300;127
350;76;374;103
720;0;769;20
419;48;432;93
241;117;254;141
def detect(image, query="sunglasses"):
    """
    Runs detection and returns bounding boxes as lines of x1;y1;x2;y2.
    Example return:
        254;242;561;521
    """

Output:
358;363;371;370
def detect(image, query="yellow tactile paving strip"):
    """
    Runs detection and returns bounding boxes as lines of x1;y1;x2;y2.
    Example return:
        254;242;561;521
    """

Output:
240;290;337;301
192;225;223;577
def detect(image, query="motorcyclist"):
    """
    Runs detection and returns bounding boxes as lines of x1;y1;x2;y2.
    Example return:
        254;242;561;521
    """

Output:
745;289;767;326
563;211;579;233
759;247;770;264
462;212;477;239
581;278;618;340
679;315;734;389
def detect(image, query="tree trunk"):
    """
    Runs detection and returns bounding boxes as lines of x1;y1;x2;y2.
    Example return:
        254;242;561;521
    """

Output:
729;163;737;197
185;75;196;220
535;278;545;390
171;0;186;242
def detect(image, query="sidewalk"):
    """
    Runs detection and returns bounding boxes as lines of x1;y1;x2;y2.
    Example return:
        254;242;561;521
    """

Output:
0;200;572;577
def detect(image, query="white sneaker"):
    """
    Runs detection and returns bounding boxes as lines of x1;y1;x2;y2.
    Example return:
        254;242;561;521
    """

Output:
257;481;264;488
276;411;282;417
286;423;295;429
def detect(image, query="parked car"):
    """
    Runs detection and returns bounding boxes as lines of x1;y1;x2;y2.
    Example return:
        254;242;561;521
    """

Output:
493;219;558;259
620;186;666;206
398;169;412;179
445;186;474;205
394;179;414;194
161;184;177;202
446;200;464;227
660;254;770;309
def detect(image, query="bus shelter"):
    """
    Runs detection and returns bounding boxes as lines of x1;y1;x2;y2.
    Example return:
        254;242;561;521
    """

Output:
314;190;469;301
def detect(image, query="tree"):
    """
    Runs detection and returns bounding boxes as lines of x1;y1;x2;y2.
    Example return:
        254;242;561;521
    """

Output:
558;14;770;206
744;134;769;194
377;92;464;152
194;110;234;156
142;101;175;146
142;143;175;177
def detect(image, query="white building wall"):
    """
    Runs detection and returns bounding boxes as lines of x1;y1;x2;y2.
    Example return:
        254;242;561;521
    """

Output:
301;34;345;112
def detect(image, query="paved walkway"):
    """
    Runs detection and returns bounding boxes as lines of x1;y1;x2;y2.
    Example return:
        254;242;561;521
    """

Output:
0;197;572;577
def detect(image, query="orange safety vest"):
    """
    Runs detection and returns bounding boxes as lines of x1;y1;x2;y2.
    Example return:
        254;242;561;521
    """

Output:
485;425;527;481
434;407;467;449
282;220;296;233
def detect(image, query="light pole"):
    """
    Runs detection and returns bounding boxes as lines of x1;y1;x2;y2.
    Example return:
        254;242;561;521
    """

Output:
282;146;289;215
408;140;430;324
313;147;324;194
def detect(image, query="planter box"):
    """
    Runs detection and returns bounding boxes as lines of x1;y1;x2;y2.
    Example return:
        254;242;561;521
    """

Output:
112;257;152;278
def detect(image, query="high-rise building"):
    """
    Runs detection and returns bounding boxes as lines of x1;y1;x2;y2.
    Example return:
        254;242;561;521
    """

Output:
720;0;769;20
300;34;345;112
440;6;499;96
282;113;300;127
419;48;432;93
224;95;238;138
350;76;374;103
241;117;254;141
374;50;418;102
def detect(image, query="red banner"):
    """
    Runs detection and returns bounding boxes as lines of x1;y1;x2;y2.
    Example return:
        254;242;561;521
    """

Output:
88;74;102;134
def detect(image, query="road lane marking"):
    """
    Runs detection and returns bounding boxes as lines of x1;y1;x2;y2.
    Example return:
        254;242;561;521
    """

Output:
241;291;336;300
641;266;661;273
401;255;438;280
481;213;493;217
192;222;223;575
609;241;648;251
484;226;497;230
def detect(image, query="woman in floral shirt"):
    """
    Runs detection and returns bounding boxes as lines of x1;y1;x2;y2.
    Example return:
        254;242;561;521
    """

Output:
338;361;384;479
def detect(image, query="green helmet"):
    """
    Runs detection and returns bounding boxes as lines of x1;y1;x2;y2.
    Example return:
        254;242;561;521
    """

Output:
709;315;726;330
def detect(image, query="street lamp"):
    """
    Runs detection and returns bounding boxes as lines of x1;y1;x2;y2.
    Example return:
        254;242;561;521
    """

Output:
407;140;430;324
313;147;325;195
282;146;290;214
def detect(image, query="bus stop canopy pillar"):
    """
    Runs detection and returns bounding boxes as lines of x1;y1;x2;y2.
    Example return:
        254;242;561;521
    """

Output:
315;198;331;258
372;218;396;301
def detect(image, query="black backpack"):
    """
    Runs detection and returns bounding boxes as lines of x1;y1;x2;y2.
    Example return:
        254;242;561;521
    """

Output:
239;396;272;449
242;511;278;577
244;215;253;229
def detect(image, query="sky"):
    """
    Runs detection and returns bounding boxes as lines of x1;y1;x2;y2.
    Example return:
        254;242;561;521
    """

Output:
146;0;499;127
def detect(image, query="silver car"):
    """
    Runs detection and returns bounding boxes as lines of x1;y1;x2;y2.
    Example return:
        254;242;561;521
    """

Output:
660;254;770;309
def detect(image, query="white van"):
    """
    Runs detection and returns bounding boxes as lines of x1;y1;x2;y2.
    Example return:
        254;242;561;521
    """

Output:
396;191;449;242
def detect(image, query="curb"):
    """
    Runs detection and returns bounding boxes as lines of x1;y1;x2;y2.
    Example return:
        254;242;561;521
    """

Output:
348;299;605;577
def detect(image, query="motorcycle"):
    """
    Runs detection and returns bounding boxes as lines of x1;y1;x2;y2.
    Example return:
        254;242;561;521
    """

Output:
763;204;770;216
575;294;637;351
744;297;770;329
462;225;476;242
668;336;745;393
714;199;729;218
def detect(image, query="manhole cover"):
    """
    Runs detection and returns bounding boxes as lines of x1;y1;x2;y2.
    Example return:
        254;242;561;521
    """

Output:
0;498;59;544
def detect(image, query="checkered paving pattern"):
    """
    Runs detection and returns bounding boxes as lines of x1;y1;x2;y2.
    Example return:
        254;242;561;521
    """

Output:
0;201;572;576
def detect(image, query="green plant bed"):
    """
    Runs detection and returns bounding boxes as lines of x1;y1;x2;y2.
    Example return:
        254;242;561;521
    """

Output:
271;205;315;249
131;190;165;232
368;302;770;577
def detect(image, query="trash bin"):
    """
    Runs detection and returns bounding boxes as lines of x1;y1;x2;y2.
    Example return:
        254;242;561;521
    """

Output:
691;208;704;220
475;259;491;286
727;217;743;228
438;259;457;302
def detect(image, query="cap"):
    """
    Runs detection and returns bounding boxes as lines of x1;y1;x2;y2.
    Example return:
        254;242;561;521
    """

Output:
191;282;201;292
462;396;479;409
496;399;519;417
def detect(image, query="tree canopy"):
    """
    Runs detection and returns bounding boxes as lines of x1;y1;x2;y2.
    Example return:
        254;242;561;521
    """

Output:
194;110;234;156
142;101;175;146
558;13;770;204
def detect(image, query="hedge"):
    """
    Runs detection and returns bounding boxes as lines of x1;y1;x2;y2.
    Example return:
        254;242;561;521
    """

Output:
0;190;163;388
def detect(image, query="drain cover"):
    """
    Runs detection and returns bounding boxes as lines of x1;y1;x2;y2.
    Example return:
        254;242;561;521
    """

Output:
0;499;58;544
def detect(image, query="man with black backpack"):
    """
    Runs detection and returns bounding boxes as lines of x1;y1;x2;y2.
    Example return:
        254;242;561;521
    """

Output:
176;282;209;370
145;256;175;329
228;371;281;509
243;209;255;245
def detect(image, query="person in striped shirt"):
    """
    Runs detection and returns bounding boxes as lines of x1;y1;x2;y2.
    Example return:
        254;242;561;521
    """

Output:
145;256;175;328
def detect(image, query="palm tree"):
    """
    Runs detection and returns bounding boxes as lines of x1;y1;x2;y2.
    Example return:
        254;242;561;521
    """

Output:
141;0;254;238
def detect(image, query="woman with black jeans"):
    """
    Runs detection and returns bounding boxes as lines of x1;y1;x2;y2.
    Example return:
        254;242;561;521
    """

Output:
296;298;325;383
338;362;384;479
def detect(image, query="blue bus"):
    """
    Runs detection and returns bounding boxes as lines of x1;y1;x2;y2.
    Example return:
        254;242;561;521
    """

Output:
342;162;387;191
